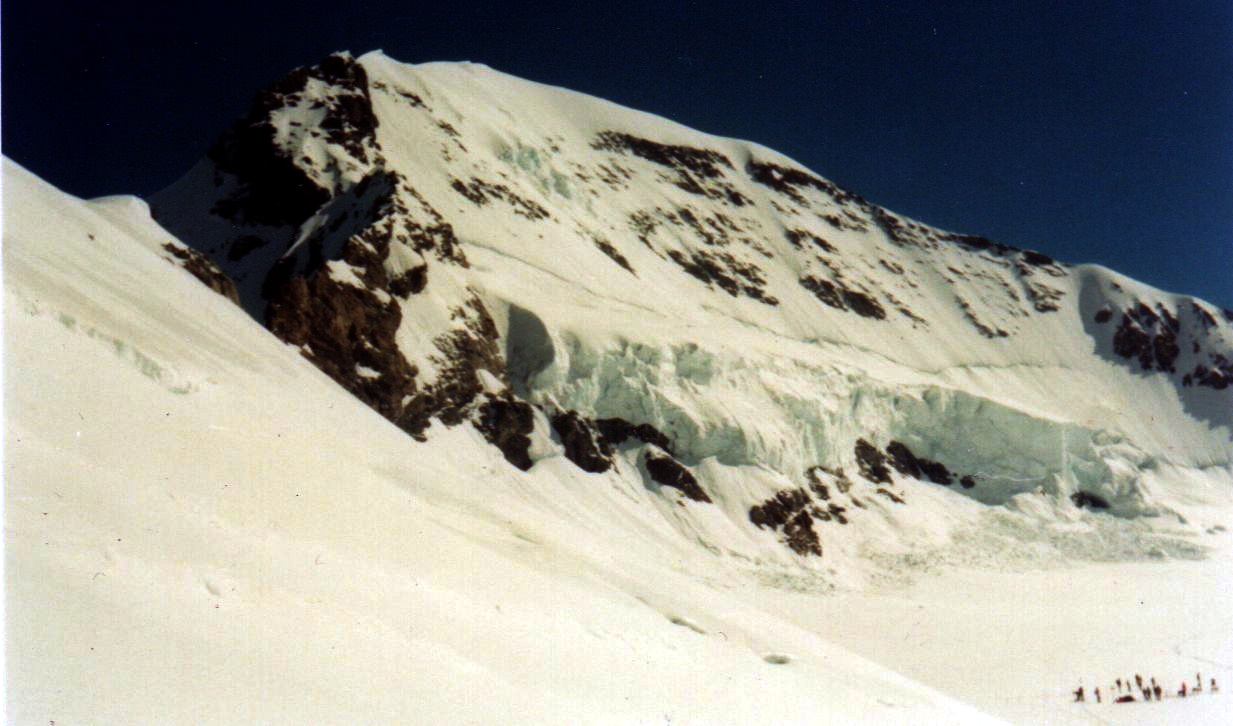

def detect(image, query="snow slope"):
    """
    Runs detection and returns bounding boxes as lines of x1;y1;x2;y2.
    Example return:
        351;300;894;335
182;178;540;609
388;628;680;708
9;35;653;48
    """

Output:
6;49;1233;725
5;160;1001;722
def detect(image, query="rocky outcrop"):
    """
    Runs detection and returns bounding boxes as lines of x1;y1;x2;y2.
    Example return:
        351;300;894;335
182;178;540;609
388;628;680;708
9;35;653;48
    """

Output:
476;395;535;470
749;489;823;556
854;439;892;484
885;440;953;485
151;53;519;465
593;131;749;206
206;52;378;230
1071;491;1110;510
551;410;613;473
595;417;674;453
644;447;709;502
160;243;240;304
1112;302;1180;374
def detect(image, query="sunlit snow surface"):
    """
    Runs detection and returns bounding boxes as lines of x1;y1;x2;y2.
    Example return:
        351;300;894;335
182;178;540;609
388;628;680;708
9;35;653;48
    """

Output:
4;50;1233;724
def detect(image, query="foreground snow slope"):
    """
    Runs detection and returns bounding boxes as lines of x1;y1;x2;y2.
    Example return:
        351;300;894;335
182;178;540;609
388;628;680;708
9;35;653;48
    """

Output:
5;160;1002;722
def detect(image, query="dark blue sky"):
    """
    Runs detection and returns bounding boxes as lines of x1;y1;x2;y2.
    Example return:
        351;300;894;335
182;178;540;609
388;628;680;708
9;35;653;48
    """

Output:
4;1;1230;306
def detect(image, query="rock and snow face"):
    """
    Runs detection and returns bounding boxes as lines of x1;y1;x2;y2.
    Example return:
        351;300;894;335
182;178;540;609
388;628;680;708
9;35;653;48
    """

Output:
149;51;1232;564
6;50;1233;724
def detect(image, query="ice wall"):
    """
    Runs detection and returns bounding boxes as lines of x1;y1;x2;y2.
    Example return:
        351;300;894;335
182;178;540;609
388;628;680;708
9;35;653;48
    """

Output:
511;318;1212;521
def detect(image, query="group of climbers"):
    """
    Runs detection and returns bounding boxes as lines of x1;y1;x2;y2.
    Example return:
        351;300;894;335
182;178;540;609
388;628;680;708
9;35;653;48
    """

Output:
1073;672;1218;704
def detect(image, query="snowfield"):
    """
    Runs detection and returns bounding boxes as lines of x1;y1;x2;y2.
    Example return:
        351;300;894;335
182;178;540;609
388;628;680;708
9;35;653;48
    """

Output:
4;49;1232;725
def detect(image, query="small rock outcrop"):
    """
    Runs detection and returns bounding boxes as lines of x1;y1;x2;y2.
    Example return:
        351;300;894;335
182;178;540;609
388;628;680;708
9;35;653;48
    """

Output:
551;410;614;473
644;447;710;502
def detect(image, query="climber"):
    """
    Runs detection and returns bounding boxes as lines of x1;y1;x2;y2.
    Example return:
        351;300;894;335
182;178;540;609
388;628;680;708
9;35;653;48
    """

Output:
1073;685;1085;702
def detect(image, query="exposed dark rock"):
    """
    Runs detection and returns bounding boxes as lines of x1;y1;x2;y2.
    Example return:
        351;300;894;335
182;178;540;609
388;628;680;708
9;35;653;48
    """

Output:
595;417;673;453
1192;303;1217;329
784;229;835;253
592;235;635;274
805;466;855;499
842;289;887;319
399;298;506;436
885;440;952;485
161;243;241;304
1152;329;1180;373
875;487;905;504
917;459;953;486
885;441;921;479
799;276;886;319
854;439;892;484
644;448;710;502
746;159;864;208
960;475;977;489
593;131;733;177
782;511;823;555
1094;308;1113;324
1022;278;1064;313
870;207;926;247
205;53;376;228
551;410;614;473
668;249;778;305
628;210;660;249
1071;491;1110;510
748;489;822;556
1112;303;1179;373
476;395;535;471
450;177;550;220
956;295;1010;338
1020;249;1055;267
388;265;428;297
592;131;749;205
948;233;1009;255
879;259;905;275
1191;355;1233;390
799;276;845;310
266;266;417;425
750;489;811;530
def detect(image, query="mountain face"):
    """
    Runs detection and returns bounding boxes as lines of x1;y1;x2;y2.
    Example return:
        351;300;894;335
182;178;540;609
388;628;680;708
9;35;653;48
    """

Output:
150;51;1232;565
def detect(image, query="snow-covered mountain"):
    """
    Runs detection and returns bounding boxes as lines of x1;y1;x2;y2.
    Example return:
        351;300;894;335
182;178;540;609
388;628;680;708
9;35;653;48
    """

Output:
6;50;1232;724
151;50;1232;551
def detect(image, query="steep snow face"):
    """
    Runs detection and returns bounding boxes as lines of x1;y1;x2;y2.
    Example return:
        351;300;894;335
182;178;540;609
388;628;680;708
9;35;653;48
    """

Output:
150;51;1232;566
